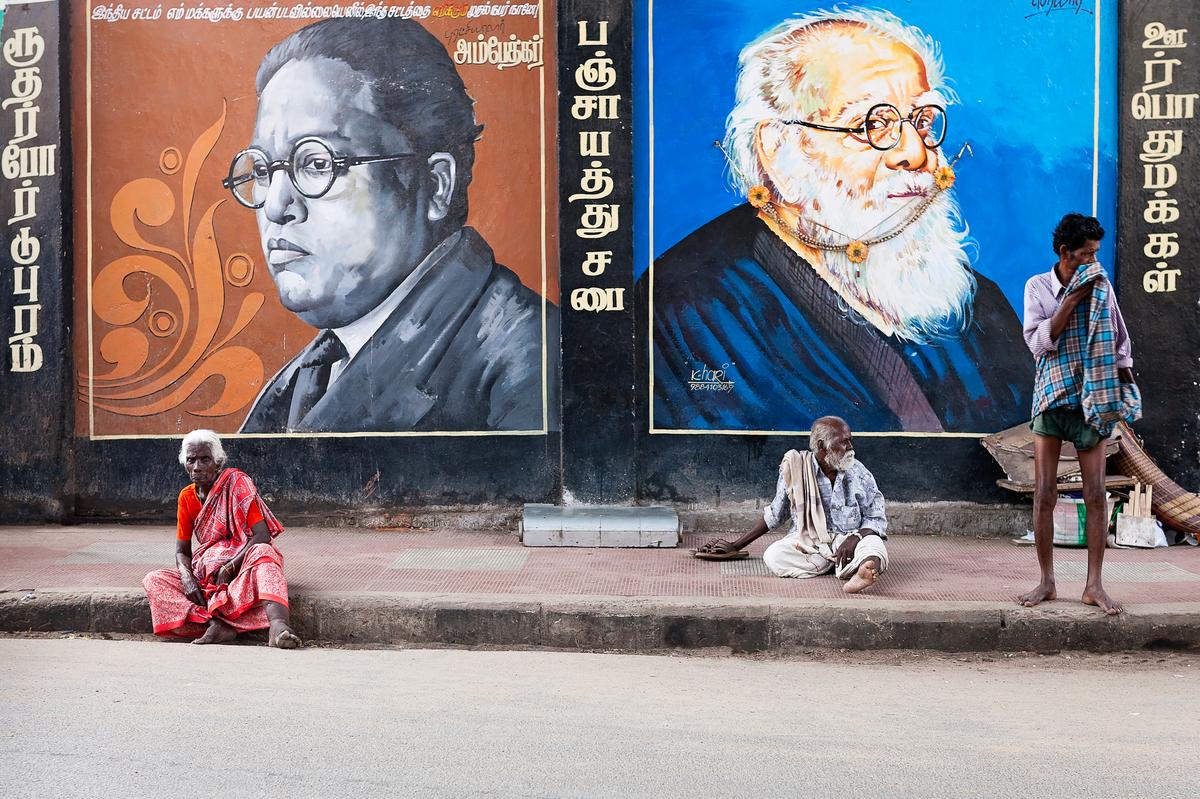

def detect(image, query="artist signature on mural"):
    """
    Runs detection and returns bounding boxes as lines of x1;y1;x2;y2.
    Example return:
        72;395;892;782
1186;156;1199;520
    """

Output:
688;363;736;393
1024;0;1093;19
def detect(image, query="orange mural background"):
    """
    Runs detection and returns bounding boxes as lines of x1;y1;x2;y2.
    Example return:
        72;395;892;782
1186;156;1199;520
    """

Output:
72;1;559;437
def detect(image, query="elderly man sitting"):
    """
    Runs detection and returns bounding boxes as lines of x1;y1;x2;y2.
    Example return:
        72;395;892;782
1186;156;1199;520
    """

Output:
694;416;889;593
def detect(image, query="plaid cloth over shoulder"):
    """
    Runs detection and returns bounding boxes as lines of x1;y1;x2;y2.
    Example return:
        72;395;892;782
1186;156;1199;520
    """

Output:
1031;262;1141;437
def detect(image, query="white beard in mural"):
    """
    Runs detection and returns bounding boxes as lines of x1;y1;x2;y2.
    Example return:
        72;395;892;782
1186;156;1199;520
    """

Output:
768;135;977;345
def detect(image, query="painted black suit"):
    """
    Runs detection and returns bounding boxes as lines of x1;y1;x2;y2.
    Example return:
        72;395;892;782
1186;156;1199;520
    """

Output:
240;228;558;433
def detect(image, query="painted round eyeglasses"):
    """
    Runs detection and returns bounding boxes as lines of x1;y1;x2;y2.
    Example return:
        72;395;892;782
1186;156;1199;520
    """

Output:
222;136;418;209
782;103;947;151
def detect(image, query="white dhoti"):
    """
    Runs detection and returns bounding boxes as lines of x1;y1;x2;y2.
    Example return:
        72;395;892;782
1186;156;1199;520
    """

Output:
764;532;889;580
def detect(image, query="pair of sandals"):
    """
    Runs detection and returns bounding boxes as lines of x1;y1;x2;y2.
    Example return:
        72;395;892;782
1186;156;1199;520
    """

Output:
692;538;749;561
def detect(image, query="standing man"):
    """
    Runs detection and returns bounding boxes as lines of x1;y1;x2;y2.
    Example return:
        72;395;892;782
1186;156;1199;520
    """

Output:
1019;213;1139;615
228;18;557;433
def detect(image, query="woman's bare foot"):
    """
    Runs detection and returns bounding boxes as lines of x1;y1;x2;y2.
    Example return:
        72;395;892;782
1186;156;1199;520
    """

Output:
269;619;302;649
1018;581;1056;607
843;560;879;593
1082;586;1123;615
193;619;237;645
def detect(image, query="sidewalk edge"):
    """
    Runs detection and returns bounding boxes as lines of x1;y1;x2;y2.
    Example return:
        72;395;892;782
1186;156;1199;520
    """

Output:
3;591;1197;653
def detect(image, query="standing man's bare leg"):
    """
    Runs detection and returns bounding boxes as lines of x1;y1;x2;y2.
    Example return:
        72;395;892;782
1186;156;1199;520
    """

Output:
1019;435;1063;606
1077;444;1122;614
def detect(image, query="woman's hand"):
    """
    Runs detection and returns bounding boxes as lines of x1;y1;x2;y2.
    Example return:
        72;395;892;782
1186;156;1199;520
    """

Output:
215;559;238;585
180;569;206;608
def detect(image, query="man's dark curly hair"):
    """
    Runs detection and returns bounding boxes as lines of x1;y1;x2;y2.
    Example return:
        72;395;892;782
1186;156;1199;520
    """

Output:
1052;213;1104;255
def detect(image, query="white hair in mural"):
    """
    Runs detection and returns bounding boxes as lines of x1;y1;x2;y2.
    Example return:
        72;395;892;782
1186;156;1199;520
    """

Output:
178;429;228;466
725;6;954;196
723;6;976;344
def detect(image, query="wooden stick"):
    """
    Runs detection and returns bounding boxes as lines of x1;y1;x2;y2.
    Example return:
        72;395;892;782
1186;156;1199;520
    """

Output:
1132;483;1142;517
1145;484;1154;517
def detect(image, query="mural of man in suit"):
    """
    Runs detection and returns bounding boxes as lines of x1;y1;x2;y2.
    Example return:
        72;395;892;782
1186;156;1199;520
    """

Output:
230;18;557;433
646;7;1032;433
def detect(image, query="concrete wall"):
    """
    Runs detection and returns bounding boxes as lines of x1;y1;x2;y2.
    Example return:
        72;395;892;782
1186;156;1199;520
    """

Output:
1117;0;1200;492
1;0;1196;523
0;1;72;521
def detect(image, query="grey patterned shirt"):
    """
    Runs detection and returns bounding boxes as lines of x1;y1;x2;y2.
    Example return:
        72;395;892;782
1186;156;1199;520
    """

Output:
762;459;888;538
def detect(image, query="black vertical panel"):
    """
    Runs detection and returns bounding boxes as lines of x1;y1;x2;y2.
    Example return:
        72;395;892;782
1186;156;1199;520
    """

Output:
558;0;636;503
1117;1;1200;489
0;1;71;520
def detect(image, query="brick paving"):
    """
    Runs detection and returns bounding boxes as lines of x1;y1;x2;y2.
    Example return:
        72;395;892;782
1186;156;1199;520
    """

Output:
1;525;1198;605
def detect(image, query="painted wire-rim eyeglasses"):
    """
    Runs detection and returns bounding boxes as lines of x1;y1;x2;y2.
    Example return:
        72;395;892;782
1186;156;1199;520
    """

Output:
782;103;947;151
222;136;419;209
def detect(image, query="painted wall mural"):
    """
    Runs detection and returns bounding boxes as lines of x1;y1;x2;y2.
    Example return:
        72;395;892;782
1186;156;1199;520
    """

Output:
636;0;1118;435
74;1;558;437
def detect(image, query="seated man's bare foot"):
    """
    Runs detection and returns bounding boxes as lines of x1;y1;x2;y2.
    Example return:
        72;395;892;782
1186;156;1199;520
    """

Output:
1081;586;1123;615
1017;582;1056;607
193;619;237;645
843;559;879;594
268;619;302;649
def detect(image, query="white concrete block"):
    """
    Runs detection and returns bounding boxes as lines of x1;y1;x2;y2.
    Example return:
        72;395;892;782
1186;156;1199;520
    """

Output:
599;528;641;547
561;528;602;547
640;529;680;548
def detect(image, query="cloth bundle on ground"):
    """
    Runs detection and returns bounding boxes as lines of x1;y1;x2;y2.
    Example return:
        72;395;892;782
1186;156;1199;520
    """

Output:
761;450;889;579
143;468;288;637
1032;261;1141;437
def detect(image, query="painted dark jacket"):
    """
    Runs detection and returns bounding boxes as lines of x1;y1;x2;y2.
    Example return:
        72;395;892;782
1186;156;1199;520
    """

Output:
240;228;559;433
644;204;1033;432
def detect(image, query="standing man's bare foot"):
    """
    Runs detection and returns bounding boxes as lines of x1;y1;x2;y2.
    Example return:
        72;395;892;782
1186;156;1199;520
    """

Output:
268;619;302;649
1081;586;1123;615
843;559;879;594
1018;582;1057;607
193;619;237;645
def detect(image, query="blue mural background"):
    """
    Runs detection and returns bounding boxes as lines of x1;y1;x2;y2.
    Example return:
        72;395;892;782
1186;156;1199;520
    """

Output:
633;0;1119;314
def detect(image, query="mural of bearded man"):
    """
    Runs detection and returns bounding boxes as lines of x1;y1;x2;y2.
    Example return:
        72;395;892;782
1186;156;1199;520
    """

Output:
645;7;1033;433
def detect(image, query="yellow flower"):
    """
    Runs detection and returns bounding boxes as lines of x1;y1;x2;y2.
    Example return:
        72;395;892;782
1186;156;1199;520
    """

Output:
747;184;771;209
934;165;956;191
846;240;869;264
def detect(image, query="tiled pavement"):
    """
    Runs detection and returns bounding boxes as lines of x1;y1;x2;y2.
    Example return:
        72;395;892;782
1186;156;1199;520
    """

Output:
2;525;1198;606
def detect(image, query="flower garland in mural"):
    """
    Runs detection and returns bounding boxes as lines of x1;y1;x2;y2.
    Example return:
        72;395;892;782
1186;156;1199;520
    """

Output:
79;103;266;419
720;140;972;278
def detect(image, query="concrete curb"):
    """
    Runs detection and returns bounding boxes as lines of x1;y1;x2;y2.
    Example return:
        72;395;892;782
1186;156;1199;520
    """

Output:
2;590;1197;653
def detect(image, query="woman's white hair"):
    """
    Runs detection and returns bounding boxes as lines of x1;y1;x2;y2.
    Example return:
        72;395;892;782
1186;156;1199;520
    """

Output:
724;5;955;195
809;415;849;452
178;429;227;466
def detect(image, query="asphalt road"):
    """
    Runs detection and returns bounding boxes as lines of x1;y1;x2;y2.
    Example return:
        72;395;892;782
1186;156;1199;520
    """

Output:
1;638;1195;798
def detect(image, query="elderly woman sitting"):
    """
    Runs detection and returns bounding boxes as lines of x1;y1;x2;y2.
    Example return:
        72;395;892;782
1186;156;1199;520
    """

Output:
142;429;300;648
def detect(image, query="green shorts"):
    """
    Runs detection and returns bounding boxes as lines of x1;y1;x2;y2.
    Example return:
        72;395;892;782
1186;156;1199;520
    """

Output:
1030;407;1102;451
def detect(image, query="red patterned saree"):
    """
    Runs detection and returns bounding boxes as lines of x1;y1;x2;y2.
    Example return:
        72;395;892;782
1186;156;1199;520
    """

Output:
143;468;288;637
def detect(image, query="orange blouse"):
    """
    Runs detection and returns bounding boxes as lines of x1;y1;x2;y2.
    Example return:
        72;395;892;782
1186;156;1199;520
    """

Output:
176;483;263;541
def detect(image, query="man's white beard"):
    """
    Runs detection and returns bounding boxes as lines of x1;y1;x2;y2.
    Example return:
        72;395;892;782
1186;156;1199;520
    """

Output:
825;448;857;472
769;147;977;344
